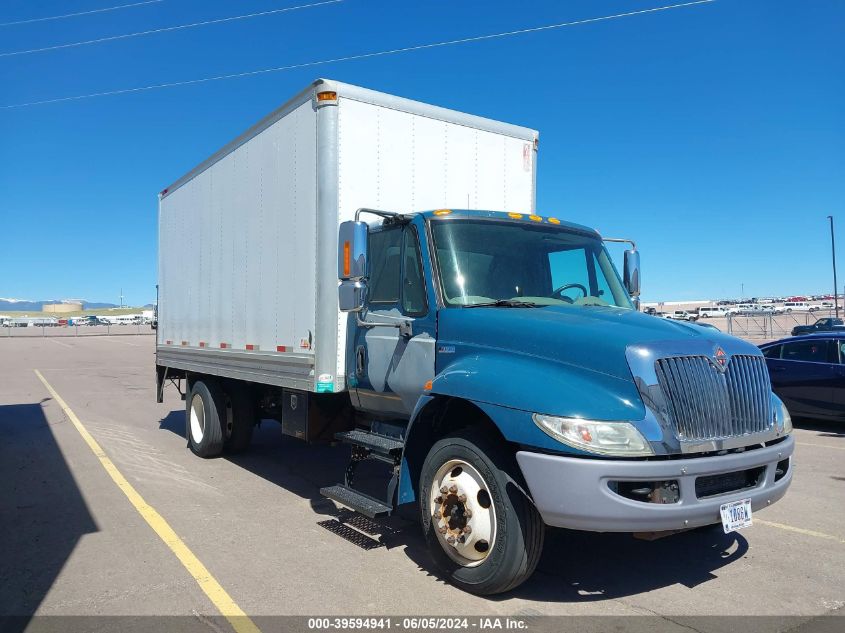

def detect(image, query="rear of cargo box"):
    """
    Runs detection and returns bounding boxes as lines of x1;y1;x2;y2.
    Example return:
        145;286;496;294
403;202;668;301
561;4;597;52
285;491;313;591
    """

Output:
157;87;321;392
157;79;538;395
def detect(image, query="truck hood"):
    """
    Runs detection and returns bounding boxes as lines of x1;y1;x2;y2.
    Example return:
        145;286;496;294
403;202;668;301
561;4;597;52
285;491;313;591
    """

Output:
436;305;757;383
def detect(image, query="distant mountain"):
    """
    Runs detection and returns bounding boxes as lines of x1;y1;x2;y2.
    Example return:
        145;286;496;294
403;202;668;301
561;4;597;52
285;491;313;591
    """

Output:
0;299;121;312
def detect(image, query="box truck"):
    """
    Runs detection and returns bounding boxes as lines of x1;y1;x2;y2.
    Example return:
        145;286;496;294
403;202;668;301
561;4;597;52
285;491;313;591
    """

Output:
156;79;794;595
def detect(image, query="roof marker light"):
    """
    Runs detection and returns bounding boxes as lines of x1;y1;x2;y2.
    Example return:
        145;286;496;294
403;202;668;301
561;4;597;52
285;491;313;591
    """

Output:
508;212;523;219
433;209;452;216
316;91;337;101
548;217;561;225
529;215;542;222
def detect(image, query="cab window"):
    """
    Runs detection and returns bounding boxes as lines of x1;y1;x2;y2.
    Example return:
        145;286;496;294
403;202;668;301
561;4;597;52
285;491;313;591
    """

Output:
368;227;402;304
402;227;427;316
368;224;428;316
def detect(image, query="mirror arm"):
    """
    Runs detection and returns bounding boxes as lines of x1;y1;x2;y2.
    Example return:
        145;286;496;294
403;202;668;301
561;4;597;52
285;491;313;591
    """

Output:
355;208;412;225
602;237;637;250
356;315;412;337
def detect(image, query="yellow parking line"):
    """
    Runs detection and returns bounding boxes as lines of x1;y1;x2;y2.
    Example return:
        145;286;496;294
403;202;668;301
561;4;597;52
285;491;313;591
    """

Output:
34;369;261;633
796;442;845;451
756;519;845;545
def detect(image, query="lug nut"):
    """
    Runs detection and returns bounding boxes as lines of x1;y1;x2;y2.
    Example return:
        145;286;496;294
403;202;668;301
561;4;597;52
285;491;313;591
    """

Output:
449;485;458;494
437;526;447;534
463;525;472;535
440;485;449;494
434;495;443;504
457;494;467;503
446;536;456;544
464;509;472;519
432;511;440;521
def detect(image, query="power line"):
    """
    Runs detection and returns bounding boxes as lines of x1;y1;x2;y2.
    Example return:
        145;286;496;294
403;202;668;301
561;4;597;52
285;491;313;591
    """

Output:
0;1;164;27
1;0;717;109
0;0;344;57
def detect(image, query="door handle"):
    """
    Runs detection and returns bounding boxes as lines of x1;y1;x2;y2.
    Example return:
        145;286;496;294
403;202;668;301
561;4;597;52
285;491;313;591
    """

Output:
355;345;365;378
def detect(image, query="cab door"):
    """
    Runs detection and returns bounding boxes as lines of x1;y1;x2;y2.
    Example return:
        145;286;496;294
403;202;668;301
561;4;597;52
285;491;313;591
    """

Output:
351;220;436;418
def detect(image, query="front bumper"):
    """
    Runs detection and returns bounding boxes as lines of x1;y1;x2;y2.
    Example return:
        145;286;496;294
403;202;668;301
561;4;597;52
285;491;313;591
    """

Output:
516;434;794;532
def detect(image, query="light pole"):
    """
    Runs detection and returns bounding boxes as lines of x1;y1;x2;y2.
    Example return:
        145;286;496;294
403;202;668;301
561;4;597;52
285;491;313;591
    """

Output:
829;216;839;319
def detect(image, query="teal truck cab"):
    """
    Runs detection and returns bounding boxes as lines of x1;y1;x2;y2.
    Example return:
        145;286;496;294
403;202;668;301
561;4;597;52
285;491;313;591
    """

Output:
327;207;794;594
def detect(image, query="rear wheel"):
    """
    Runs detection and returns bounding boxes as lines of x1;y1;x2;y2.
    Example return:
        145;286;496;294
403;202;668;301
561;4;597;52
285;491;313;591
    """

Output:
186;378;225;458
419;429;544;595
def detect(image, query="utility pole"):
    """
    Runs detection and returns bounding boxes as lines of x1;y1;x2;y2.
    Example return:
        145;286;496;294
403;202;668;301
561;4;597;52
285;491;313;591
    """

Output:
829;216;839;319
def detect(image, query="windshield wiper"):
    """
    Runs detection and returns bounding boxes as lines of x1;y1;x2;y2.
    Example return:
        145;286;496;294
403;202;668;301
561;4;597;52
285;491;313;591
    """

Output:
462;299;540;308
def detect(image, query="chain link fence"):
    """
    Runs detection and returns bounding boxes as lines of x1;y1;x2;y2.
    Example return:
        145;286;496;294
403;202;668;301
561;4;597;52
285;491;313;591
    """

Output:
725;308;840;341
1;323;155;338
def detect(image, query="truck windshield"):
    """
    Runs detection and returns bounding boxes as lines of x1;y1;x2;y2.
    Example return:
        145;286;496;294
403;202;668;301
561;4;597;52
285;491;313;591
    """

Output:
431;219;633;309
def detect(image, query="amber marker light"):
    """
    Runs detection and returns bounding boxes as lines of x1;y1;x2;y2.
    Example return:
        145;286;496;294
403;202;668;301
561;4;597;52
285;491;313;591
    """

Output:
508;212;523;219
433;209;452;216
343;241;351;277
316;91;337;101
548;217;561;225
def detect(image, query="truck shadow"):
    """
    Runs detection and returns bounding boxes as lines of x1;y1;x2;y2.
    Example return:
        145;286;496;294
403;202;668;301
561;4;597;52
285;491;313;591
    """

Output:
158;409;750;602
0;402;98;632
505;526;748;602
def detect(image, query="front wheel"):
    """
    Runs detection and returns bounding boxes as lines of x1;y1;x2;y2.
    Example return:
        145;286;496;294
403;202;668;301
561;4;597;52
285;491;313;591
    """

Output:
419;429;544;595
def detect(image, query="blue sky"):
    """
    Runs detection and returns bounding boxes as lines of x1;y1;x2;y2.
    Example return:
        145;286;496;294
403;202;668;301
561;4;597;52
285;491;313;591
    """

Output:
0;0;842;305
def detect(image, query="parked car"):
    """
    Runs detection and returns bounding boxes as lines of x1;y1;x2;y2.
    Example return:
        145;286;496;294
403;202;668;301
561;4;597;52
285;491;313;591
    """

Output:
783;301;811;312
667;310;695;321
697;306;727;318
791;317;845;336
760;334;845;421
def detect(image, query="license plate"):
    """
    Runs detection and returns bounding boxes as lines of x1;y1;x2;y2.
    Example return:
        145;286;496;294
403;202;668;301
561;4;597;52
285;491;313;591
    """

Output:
720;498;753;533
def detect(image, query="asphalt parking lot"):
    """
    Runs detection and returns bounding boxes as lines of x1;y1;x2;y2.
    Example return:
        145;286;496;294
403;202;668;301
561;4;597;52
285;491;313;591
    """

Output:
1;335;843;631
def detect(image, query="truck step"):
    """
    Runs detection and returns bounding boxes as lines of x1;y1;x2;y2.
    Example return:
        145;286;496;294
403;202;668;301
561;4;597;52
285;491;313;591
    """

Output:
320;484;393;518
335;429;404;457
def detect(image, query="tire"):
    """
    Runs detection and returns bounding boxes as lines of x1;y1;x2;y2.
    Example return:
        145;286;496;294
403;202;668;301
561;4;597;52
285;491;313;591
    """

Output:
419;428;544;595
223;383;256;453
186;379;225;458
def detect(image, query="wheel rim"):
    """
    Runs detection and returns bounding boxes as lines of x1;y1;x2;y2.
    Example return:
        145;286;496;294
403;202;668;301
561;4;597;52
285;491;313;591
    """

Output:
189;392;205;444
429;459;496;567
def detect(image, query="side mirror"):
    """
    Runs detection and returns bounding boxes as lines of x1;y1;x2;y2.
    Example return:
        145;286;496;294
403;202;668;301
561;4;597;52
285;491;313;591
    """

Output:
338;221;368;280
623;249;640;298
339;280;367;313
338;221;368;312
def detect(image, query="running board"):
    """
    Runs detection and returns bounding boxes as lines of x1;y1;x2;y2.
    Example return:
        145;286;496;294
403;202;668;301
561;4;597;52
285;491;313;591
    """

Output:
320;484;392;519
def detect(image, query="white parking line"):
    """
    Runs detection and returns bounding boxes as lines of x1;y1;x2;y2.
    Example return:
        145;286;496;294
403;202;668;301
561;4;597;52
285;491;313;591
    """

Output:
47;338;73;348
756;519;845;545
93;337;141;346
796;442;845;452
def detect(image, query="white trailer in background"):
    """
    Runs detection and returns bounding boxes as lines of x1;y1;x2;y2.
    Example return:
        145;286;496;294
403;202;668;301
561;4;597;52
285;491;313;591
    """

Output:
156;78;537;395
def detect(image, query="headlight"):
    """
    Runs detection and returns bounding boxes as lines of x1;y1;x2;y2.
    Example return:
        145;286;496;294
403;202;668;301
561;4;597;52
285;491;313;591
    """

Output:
772;393;793;435
532;413;653;456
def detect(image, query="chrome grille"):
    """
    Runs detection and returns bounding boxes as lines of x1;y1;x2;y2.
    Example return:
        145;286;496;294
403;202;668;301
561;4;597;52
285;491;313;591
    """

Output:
654;355;772;441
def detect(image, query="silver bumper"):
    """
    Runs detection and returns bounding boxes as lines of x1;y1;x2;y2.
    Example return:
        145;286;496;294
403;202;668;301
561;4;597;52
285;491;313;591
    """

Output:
516;435;794;532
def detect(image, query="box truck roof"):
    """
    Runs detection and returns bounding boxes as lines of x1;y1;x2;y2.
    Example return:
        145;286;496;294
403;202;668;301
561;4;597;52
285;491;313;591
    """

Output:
160;78;539;200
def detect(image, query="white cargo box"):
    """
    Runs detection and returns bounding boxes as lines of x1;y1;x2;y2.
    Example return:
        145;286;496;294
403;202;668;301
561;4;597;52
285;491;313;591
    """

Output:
157;79;538;393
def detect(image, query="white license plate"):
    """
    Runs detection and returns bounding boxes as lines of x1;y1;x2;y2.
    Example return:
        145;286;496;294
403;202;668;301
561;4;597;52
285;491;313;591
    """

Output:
720;498;753;533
